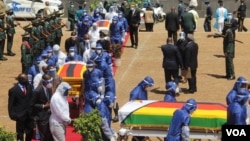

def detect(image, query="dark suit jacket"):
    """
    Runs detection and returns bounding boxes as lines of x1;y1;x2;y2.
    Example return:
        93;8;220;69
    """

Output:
237;3;246;18
184;41;198;70
181;12;196;33
161;43;183;70
64;37;83;54
165;12;180;31
127;9;141;26
31;85;52;121
8;83;33;121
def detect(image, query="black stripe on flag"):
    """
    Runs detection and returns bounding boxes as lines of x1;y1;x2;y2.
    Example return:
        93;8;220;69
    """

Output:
66;64;76;77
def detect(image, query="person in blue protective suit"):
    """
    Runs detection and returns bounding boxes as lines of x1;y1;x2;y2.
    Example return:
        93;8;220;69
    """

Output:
226;76;248;105
227;88;250;125
76;17;92;39
80;9;94;25
90;53;119;122
65;47;83;62
83;60;103;92
45;46;58;67
28;56;42;86
165;98;198;141
164;81;180;102
92;97;117;141
118;11;129;37
95;43;113;68
92;9;103;23
109;16;125;45
129;76;154;101
84;89;101;113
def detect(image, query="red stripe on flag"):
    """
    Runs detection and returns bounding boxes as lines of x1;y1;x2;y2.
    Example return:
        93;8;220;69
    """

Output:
74;64;84;78
59;64;70;77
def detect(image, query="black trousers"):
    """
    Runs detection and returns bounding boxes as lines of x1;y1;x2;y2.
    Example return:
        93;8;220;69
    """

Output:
129;25;139;46
187;69;197;91
238;17;248;32
164;68;179;85
167;30;178;45
37;120;53;141
16;118;34;141
0;39;5;58
203;18;211;32
145;23;154;31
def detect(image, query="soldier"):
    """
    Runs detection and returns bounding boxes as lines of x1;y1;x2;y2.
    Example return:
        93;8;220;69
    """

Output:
30;19;41;61
37;17;47;50
49;13;57;46
5;9;17;56
43;15;52;46
54;11;65;46
68;1;76;31
21;32;33;74
0;12;7;61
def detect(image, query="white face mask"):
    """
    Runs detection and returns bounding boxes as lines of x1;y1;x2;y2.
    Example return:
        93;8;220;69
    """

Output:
46;83;53;89
70;52;75;57
87;67;94;72
70;5;74;8
228;15;232;20
83;12;87;16
47;52;52;57
96;13;99;16
96;50;102;54
131;8;135;11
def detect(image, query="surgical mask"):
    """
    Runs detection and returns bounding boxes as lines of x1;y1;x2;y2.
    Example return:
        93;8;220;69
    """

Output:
131;8;135;11
83;12;87;15
70;52;75;57
113;21;117;24
96;13;99;16
96;50;102;54
228;15;232;20
46;83;53;89
85;39;90;43
47;52;52;57
87;67;94;72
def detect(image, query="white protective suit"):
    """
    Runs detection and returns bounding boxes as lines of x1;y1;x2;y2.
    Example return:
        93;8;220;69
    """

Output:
88;23;100;46
33;61;48;89
105;6;118;22
49;82;72;141
83;42;96;64
53;44;67;68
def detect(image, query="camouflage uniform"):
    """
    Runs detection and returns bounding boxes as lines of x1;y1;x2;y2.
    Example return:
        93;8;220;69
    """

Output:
5;10;16;56
21;34;33;73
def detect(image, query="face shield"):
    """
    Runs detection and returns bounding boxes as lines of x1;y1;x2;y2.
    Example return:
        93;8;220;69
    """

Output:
42;78;53;89
145;85;153;92
87;66;94;72
47;67;57;78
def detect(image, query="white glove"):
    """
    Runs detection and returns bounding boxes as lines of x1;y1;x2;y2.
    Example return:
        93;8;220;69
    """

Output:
96;98;101;105
97;86;103;93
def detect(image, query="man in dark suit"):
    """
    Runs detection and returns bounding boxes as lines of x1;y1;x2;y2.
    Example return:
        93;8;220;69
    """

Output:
237;0;247;32
184;34;198;93
161;37;183;85
127;3;141;49
181;7;196;35
165;7;180;45
8;73;34;141
204;0;213;32
31;74;53;141
64;31;83;55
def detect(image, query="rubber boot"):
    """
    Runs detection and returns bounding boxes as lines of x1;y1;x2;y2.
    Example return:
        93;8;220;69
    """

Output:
112;102;119;122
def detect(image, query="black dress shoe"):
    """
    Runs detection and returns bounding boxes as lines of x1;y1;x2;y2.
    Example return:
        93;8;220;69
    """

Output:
7;52;16;56
0;57;8;61
228;76;236;80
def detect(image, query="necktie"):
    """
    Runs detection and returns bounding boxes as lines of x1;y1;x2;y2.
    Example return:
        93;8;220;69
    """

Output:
23;87;27;95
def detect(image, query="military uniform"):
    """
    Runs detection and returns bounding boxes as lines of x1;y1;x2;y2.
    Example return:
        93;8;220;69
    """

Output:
31;19;41;60
5;9;16;56
68;2;76;31
54;12;64;45
37;18;46;50
49;14;57;45
21;33;33;73
0;12;7;61
43;16;52;45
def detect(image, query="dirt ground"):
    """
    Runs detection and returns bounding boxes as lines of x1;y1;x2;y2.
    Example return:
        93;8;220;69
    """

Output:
1;18;250;141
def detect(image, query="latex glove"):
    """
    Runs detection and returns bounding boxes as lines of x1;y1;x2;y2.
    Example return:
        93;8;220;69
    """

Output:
110;136;116;141
96;98;101;105
97;86;103;93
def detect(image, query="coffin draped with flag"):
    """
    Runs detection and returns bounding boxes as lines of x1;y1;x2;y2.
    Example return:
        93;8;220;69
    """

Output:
119;100;227;132
57;61;86;96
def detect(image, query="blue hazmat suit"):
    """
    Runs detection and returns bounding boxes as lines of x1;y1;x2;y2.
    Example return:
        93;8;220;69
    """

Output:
165;99;197;141
84;90;100;113
93;9;103;23
129;76;154;101
164;81;177;102
45;46;58;67
227;89;249;125
28;56;42;86
77;18;92;38
109;16;124;44
83;66;103;92
226;76;248;105
65;47;83;62
96;44;113;66
118;12;129;32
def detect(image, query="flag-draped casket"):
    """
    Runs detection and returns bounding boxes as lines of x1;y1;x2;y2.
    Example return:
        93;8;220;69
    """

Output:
118;100;227;132
57;61;86;96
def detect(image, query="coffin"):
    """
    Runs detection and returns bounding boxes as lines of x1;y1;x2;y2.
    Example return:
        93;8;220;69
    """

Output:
57;61;86;96
118;100;227;132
